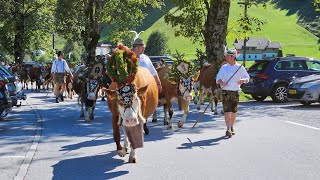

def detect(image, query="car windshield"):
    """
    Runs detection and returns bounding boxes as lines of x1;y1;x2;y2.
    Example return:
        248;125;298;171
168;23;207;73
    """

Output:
248;61;270;72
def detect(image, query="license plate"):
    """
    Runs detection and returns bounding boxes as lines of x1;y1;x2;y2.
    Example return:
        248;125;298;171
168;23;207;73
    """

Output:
289;89;297;94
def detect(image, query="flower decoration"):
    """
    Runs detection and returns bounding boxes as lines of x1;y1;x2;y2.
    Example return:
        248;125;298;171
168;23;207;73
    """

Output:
170;51;194;80
106;43;138;86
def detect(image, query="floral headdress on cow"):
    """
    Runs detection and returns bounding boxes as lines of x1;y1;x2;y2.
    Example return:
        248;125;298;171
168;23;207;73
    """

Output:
166;50;195;80
106;43;139;108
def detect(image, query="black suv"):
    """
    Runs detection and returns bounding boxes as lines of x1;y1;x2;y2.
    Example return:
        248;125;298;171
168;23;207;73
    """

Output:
241;57;320;102
0;65;23;106
149;56;174;67
0;74;12;117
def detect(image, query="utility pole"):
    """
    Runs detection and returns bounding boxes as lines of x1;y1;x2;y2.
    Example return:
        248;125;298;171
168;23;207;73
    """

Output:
238;1;249;68
52;32;55;61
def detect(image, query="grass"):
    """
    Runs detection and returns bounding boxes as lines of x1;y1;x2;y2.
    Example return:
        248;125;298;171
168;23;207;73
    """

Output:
137;0;319;60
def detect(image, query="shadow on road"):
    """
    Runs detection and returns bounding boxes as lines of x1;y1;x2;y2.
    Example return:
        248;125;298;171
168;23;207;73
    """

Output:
60;138;114;152
52;152;128;180
177;136;227;150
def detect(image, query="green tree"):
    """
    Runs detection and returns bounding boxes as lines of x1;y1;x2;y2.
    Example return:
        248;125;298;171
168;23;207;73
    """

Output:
314;0;320;11
62;39;84;67
55;0;163;65
0;0;56;64
165;0;266;67
145;30;168;56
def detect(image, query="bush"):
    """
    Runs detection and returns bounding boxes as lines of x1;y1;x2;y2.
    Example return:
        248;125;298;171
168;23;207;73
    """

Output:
145;30;168;56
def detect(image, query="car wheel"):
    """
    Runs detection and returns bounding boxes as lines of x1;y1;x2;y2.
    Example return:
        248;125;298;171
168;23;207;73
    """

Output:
251;95;267;101
300;101;312;106
271;84;288;103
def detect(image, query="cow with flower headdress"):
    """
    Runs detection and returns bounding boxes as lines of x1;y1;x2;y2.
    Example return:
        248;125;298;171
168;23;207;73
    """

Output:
103;44;158;163
152;52;199;129
72;56;106;122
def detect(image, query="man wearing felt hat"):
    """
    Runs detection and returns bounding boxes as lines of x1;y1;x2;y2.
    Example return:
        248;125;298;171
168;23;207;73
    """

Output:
216;48;249;138
132;38;162;93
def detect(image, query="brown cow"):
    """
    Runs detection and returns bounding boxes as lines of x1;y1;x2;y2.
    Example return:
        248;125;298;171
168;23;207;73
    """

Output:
105;67;158;163
152;65;198;129
194;63;224;114
73;65;101;122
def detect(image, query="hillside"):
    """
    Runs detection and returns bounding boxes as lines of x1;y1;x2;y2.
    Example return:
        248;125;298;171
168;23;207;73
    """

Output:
131;0;320;60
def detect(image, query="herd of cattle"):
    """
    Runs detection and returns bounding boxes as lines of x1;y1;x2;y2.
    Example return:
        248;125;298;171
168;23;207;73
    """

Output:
10;60;221;163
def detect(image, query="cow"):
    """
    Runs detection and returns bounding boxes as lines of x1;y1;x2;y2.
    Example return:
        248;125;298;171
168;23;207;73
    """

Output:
194;63;224;115
11;64;30;90
152;64;199;129
104;67;158;163
72;65;101;122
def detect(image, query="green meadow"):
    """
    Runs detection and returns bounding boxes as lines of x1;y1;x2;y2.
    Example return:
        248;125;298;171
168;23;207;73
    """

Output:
136;1;319;60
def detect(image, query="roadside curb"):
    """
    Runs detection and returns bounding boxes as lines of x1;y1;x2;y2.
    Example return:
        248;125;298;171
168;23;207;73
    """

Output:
14;100;43;180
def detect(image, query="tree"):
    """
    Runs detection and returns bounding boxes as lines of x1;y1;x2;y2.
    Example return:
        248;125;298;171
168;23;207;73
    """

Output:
55;0;163;65
0;0;56;64
314;0;320;11
145;30;168;56
62;39;84;66
164;0;266;68
164;0;231;67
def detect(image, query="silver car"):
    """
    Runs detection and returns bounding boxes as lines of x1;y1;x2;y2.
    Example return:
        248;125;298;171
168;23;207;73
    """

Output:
288;74;320;105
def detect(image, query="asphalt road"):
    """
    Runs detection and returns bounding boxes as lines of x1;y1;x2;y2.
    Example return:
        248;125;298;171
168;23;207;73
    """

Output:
0;91;319;180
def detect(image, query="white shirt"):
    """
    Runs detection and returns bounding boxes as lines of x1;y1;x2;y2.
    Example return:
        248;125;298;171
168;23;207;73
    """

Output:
51;59;71;73
216;62;249;91
139;54;157;76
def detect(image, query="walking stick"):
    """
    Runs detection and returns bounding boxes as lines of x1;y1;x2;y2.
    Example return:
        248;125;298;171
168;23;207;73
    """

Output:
192;101;212;128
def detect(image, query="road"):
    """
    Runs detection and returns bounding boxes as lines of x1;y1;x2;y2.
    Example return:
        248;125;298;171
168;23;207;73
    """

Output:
0;91;319;180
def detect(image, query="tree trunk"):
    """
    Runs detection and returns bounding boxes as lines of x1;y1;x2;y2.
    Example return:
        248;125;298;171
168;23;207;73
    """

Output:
83;0;101;65
13;0;25;64
204;0;230;70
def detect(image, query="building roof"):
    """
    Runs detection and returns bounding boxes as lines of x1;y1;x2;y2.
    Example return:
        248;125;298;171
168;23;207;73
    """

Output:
234;37;282;50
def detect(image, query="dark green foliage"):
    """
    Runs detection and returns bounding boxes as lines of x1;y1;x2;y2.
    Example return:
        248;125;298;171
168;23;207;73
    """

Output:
145;30;168;56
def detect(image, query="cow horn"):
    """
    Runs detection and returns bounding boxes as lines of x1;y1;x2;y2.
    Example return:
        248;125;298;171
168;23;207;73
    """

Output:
193;70;200;81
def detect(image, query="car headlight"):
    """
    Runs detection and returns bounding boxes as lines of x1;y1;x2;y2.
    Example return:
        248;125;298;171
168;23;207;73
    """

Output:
301;82;318;89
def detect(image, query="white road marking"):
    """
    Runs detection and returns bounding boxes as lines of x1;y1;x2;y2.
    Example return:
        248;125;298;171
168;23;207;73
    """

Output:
0;156;25;159
283;121;320;131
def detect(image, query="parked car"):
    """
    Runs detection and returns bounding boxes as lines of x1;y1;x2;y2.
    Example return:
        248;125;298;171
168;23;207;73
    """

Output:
149;55;174;67
0;74;12;118
287;74;320;105
0;65;24;106
241;57;320;102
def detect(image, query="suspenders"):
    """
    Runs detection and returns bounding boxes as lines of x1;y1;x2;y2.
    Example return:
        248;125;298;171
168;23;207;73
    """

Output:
55;60;65;73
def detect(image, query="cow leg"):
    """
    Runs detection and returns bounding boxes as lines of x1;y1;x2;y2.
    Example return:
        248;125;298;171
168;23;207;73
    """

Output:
213;97;219;115
85;106;92;122
89;101;96;120
210;94;215;112
177;99;189;128
80;97;84;118
167;100;174;130
163;103;169;125
128;148;137;163
152;110;157;122
197;91;203;110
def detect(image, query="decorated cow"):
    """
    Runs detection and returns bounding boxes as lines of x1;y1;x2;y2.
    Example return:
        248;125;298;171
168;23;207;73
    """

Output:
104;44;158;163
72;57;106;122
152;53;199;129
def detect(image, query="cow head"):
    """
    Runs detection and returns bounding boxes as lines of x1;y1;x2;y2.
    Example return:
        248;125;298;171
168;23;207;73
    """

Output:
86;78;99;106
105;83;148;127
178;77;194;101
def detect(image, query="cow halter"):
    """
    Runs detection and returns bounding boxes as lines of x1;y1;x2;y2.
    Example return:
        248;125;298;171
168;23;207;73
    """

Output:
178;77;194;96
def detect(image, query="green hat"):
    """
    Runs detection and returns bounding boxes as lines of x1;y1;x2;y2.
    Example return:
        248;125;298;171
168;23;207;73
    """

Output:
133;38;145;46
